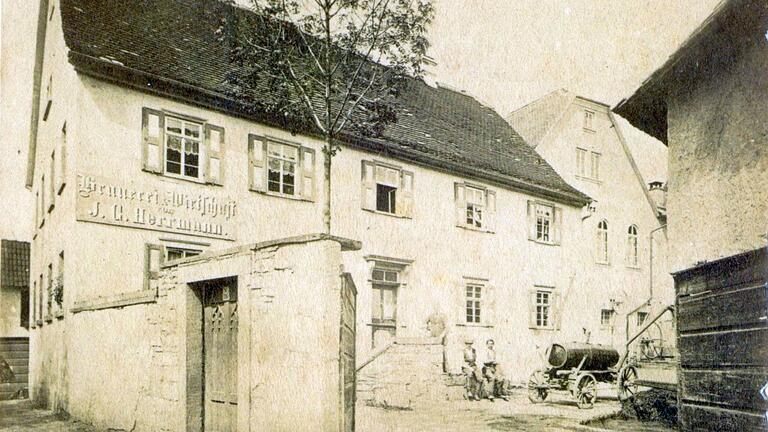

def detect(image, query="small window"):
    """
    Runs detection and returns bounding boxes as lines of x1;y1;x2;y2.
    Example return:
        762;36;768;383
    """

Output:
535;289;551;328
626;225;639;267
372;267;399;324
601;309;614;326
584;110;594;130
465;186;485;228
535;203;553;243
375;165;400;214
165;116;202;179
576;148;588;177
637;311;648;326
267;142;299;195
165;247;202;261
590;152;601;180
46;263;53;318
597;219;609;263
465;284;482;324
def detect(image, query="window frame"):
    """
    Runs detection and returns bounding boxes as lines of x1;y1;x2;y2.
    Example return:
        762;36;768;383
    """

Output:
626;225;640;268
600;308;615;327
373;163;401;215
584;109;595;131
163;115;205;182
596;219;610;264
465;185;485;229
533;287;554;329
535;203;554;243
266;140;300;197
370;265;401;326
637;311;648;327
465;283;483;325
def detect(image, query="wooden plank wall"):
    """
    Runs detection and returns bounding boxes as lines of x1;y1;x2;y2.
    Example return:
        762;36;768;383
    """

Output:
0;337;29;400
674;247;768;431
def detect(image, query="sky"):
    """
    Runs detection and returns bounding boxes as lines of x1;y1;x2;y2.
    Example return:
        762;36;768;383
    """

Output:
0;0;722;239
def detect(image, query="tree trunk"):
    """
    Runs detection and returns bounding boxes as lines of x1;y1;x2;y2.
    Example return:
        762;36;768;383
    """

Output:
322;134;333;234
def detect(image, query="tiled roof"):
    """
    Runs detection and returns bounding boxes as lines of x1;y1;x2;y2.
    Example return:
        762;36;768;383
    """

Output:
59;0;589;206
0;240;30;289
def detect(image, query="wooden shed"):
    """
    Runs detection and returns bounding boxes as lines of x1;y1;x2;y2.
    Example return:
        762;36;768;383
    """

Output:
673;247;768;431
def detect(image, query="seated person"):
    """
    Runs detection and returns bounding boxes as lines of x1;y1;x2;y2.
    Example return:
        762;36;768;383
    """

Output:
479;338;509;401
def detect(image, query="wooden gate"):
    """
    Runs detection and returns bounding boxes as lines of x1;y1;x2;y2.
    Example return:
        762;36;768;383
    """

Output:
203;280;238;432
673;247;768;431
339;273;357;432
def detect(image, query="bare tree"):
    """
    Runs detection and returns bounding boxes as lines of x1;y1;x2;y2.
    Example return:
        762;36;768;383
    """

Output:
222;0;434;233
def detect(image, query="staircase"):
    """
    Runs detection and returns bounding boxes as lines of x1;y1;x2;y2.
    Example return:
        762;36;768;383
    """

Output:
0;337;29;400
356;337;465;409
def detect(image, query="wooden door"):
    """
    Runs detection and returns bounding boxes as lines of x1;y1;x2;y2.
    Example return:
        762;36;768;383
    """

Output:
203;280;238;432
339;273;357;432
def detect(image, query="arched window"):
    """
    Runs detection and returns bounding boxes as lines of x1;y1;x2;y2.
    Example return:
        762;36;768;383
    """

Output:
627;225;639;267
596;220;609;263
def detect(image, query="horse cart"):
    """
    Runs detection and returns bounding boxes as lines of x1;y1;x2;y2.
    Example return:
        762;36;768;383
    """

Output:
528;305;678;409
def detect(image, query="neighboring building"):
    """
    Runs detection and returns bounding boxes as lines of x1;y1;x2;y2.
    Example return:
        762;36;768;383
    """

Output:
0;240;30;400
507;90;673;346
615;0;768;430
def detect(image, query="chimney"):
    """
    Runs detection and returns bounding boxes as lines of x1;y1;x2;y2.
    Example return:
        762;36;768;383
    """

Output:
648;181;667;211
421;55;438;88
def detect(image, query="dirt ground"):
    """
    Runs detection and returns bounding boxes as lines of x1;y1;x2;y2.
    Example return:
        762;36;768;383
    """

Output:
0;389;675;431
356;388;677;432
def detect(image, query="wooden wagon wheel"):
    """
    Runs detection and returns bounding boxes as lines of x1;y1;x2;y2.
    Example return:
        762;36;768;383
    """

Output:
640;322;664;360
617;365;639;401
527;369;548;403
575;374;597;409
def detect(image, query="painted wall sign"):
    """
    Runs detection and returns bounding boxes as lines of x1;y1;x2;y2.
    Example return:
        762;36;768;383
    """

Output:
76;174;237;240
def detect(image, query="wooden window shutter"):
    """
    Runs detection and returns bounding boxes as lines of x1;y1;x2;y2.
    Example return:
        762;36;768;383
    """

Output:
485;284;496;326
528;288;537;329
56;123;66;195
143;243;164;291
398;170;414;218
299;147;316;201
454;182;466;226
361;160;376;210
204;124;225;185
485;190;496;232
526;200;536;240
48;152;55;212
248;134;266;192
553;291;562;330
141;108;164;174
553;206;563;245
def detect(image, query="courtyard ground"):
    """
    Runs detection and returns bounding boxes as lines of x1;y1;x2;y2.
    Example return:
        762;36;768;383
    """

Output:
0;389;675;431
356;387;676;432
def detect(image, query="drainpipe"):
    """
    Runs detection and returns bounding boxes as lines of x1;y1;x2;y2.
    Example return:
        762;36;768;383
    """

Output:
25;0;51;189
624;224;667;342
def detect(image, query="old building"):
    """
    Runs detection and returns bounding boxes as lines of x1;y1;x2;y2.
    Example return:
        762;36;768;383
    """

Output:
615;0;768;430
507;90;673;347
21;0;704;428
0;240;30;400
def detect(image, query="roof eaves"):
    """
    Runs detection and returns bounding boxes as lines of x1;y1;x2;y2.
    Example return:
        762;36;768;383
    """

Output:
68;51;591;208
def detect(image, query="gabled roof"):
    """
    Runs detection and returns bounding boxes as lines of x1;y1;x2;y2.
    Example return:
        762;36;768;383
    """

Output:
614;0;767;143
56;0;589;206
507;90;665;220
505;89;576;148
1;240;30;289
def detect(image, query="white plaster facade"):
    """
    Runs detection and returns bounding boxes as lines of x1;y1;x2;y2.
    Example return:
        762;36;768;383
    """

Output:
507;91;674;346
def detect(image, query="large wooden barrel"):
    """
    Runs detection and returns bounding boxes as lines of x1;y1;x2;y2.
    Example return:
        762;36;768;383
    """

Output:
547;342;619;371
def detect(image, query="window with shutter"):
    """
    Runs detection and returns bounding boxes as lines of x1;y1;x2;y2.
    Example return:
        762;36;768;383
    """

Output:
56;123;66;195
456;182;495;232
248;134;266;192
300;147;316;201
48;151;55;212
361;160;413;217
205;124;225;185
141;108;164;174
